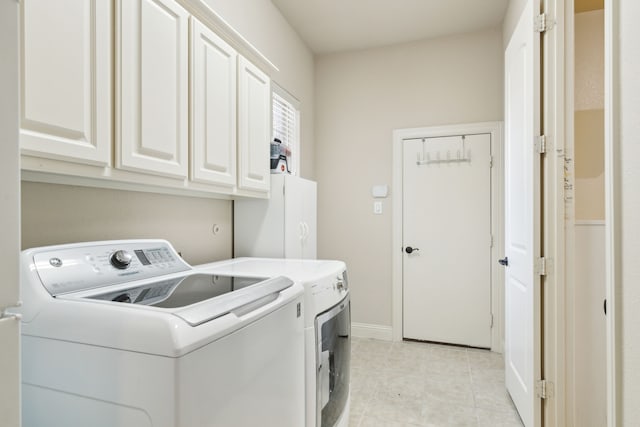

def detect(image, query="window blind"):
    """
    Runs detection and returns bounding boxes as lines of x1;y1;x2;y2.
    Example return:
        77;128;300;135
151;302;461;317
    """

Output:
272;92;297;150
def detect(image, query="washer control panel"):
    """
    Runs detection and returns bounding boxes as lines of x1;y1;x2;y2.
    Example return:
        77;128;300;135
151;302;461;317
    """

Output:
311;269;349;296
32;240;191;296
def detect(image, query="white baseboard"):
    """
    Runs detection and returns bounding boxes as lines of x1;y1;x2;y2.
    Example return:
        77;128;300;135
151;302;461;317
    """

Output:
351;322;393;341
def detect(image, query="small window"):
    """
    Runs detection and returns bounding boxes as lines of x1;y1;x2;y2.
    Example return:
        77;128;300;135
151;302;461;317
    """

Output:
272;84;300;176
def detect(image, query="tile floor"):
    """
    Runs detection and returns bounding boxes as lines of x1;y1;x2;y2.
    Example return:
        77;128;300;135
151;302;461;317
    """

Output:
349;337;524;427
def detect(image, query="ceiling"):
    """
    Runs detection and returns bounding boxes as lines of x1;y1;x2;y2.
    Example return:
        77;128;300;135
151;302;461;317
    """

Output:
270;0;509;54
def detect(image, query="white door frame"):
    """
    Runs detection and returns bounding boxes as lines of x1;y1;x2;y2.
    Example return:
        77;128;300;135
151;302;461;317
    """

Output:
603;0;618;424
392;121;504;352
540;0;566;426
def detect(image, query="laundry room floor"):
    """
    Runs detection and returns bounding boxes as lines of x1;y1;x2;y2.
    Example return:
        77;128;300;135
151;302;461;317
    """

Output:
349;337;524;427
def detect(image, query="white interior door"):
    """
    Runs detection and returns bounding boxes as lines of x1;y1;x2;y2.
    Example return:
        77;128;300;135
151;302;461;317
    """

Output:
402;134;492;348
503;0;541;425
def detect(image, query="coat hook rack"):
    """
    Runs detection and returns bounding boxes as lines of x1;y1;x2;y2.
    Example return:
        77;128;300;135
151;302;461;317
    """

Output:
416;135;472;166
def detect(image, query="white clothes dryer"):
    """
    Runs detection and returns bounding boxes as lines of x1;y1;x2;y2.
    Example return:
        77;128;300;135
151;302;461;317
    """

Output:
196;258;351;427
13;240;305;427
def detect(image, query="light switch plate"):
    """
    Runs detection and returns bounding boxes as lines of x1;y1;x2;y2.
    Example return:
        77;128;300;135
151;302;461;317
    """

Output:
373;201;383;214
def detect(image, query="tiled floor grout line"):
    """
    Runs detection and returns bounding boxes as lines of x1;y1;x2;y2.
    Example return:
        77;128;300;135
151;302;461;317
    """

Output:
462;349;482;427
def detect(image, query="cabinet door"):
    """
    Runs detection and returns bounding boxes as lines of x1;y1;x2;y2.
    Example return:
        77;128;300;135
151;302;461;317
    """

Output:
237;57;271;192
283;175;304;259
20;0;111;166
284;176;317;259
190;18;237;186
301;179;317;259
118;0;188;178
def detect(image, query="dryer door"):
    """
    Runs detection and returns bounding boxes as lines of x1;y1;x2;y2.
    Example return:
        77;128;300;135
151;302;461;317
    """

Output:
315;294;350;427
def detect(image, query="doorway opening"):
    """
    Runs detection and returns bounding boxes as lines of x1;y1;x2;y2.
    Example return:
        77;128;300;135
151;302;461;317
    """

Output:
566;0;607;425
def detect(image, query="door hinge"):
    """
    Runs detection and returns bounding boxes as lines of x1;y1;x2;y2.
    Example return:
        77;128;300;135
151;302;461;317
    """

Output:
535;257;547;276
489;234;494;248
489;156;494;168
535;13;548;33
490;313;494;328
536;379;554;399
535;135;547;154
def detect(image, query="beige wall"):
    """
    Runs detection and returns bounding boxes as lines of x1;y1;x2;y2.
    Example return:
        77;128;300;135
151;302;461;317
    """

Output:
0;0;20;426
574;109;604;220
315;28;504;326
618;0;640;422
575;10;605;111
21;183;232;265
503;0;527;47
574;10;604;222
21;0;315;259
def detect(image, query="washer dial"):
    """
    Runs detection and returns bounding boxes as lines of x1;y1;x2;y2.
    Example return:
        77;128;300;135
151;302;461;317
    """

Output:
110;250;133;269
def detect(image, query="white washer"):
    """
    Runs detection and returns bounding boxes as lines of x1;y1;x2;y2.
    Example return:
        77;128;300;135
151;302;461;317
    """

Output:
14;240;306;427
196;258;351;427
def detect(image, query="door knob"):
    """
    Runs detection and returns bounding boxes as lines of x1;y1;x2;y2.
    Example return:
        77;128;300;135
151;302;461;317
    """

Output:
498;257;509;267
405;246;419;254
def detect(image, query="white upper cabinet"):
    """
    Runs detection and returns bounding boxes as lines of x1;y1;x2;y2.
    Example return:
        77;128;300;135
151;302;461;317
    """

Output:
190;18;237;187
237;57;271;193
20;0;111;166
118;0;189;178
20;0;275;198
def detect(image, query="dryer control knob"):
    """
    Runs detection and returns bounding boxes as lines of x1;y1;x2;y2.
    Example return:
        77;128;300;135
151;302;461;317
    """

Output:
110;250;133;269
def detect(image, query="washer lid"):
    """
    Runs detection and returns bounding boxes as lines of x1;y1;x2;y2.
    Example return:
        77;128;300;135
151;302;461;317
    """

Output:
85;274;293;326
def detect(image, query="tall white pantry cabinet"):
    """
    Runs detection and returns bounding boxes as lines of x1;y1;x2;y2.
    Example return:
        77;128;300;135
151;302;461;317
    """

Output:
235;175;317;259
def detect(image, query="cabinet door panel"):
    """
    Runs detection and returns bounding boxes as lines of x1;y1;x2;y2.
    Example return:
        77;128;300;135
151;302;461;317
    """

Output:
190;18;237;186
119;0;188;178
238;57;270;192
20;0;111;165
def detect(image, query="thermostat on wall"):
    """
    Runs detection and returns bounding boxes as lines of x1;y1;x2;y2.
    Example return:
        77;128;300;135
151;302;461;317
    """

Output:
371;185;388;198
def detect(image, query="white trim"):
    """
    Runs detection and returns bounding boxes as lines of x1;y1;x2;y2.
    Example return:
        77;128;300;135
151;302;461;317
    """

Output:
575;220;606;226
564;2;577;425
391;121;504;353
542;0;567;425
351;323;393;341
604;0;618;424
175;0;278;74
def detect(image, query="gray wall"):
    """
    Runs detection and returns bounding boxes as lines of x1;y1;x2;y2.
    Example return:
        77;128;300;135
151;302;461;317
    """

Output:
314;28;504;327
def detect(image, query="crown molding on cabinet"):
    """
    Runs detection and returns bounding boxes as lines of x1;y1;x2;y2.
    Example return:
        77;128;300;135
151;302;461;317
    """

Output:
176;0;279;75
